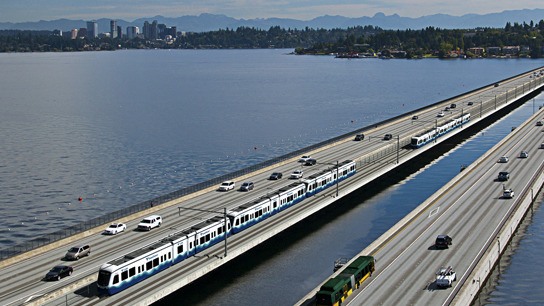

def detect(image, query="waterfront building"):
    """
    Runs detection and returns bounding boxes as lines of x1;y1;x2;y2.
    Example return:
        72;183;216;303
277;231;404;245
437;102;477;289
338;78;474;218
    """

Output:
110;20;118;39
86;21;98;38
70;29;78;39
126;26;140;39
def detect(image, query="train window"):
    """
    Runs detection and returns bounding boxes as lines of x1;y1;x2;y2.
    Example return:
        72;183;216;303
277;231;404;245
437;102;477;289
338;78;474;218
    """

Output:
129;267;135;277
205;234;210;242
146;261;152;270
137;266;141;274
113;274;119;285
200;237;205;245
121;270;128;281
235;219;240;226
178;245;184;253
168;252;171;259
153;258;159;267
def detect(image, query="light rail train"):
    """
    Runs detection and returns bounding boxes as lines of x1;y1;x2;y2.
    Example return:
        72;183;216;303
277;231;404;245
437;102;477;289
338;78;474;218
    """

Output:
411;113;471;148
97;160;356;295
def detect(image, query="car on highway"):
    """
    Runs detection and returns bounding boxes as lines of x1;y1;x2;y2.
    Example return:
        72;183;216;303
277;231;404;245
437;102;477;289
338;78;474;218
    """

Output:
494;82;500;87
104;223;127;235
412;115;419;120
497;156;509;163
218;180;235;191
304;158;317;166
467;101;474;106
519;151;529;158
298;155;312;163
435;235;452;249
240;182;254;191
444;106;450;111
65;244;91;260
290;170;304;179
383;134;393;140
503;188;514;199
497;171;510;181
269;172;283;180
435;266;456;288
537;121;543;126
137;215;162;231
437;111;445;117
541;143;544;149
450;103;456;109
354;134;365;141
44;265;73;281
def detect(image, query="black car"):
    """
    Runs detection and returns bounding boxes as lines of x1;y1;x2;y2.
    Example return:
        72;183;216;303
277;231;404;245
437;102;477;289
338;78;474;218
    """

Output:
304;158;317;166
269;172;283;180
354;134;365;141
498;171;510;181
435;235;453;249
383;134;393;141
45;265;73;281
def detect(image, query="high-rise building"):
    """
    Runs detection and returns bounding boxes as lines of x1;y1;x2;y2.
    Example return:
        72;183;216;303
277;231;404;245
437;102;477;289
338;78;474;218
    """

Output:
117;26;122;39
126;26;139;39
143;20;158;40
70;29;78;39
110;20;118;39
86;21;98;38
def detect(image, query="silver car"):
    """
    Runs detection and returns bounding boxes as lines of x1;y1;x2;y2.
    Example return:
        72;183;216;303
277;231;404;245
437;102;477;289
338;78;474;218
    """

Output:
65;244;91;260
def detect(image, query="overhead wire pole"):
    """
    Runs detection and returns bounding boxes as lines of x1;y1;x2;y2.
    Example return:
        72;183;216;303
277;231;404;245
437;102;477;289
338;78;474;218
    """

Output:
178;206;229;258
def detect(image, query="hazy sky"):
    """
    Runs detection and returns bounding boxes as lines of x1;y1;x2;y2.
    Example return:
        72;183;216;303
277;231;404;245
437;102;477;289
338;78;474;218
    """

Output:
1;0;542;23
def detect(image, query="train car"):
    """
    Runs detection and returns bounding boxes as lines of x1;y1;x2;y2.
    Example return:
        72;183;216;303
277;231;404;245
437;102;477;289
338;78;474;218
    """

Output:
228;196;274;234
97;240;173;295
191;216;231;253
315;256;375;306
334;160;356;182
277;182;306;211
303;170;334;196
164;228;197;264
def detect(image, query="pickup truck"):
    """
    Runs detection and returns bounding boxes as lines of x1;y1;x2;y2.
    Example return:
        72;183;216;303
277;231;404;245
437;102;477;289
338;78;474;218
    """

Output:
436;266;456;288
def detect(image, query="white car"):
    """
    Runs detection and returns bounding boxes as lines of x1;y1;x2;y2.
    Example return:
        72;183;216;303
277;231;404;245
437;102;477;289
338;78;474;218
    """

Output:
104;223;126;235
290;170;304;179
519;151;529;158
218;181;235;191
503;189;514;199
437;111;445;117
298;155;312;163
497;156;509;163
137;215;162;231
436;266;456;288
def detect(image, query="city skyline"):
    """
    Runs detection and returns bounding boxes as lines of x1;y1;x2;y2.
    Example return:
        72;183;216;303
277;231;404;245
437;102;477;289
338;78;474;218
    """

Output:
0;0;542;23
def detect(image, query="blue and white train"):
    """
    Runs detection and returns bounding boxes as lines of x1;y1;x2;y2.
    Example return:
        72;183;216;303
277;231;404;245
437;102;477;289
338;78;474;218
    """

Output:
411;113;470;148
97;160;357;295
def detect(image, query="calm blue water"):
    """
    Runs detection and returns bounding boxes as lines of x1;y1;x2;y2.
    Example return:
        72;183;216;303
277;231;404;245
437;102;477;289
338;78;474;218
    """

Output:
1;49;543;304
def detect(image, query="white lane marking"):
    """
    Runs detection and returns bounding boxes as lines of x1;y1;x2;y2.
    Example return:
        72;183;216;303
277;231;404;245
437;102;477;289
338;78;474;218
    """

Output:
428;207;440;218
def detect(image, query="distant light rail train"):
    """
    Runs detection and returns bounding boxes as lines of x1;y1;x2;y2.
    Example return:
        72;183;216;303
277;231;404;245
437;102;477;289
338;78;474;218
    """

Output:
97;160;357;295
411;113;470;148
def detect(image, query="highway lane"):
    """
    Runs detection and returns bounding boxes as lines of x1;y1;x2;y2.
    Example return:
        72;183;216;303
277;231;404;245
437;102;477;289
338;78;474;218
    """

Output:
1;68;542;305
344;98;544;305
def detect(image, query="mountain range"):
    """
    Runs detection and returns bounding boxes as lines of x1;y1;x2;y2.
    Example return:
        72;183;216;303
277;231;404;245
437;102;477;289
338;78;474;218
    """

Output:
0;9;543;33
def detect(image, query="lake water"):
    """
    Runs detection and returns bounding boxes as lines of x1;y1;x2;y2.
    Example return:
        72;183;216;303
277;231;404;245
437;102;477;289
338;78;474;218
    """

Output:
1;49;543;304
